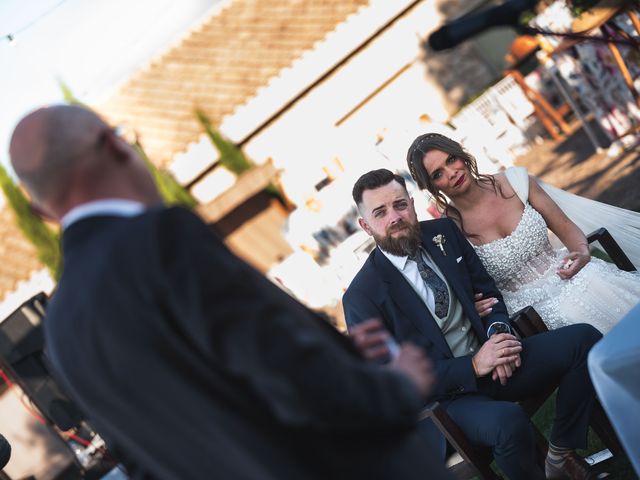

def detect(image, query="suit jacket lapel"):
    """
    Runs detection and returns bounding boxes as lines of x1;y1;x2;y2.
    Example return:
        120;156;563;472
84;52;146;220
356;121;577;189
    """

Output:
422;234;461;294
421;226;486;340
373;249;452;357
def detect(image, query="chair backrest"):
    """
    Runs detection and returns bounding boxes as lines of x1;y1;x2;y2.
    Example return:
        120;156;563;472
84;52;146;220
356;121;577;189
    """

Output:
587;228;636;272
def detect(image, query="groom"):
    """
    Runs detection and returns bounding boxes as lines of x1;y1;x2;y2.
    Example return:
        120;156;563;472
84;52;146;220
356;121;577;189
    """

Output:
343;169;602;480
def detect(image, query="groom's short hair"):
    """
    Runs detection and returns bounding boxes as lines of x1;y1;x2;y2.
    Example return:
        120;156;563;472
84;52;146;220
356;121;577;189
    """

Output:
352;169;407;207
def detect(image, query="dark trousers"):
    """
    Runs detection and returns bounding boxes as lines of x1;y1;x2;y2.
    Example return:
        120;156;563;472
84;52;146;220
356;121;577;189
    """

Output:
421;323;602;480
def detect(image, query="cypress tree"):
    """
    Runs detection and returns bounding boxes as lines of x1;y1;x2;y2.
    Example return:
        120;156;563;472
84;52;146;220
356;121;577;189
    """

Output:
196;109;282;198
0;164;61;279
196;109;252;175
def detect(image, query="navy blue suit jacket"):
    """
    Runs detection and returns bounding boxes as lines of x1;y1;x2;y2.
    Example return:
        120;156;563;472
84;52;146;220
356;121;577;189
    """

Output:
46;207;450;480
343;218;510;401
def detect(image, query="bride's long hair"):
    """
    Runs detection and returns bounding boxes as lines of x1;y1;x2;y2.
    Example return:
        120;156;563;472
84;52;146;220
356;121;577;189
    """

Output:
406;133;508;238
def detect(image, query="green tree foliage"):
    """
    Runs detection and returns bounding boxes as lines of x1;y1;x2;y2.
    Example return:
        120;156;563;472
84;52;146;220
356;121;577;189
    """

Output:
0;164;61;279
59;79;79;105
196;109;282;198
196;109;252;175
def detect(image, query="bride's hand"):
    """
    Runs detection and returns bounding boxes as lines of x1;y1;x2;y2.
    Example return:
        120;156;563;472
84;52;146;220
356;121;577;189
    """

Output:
474;293;498;318
557;251;590;280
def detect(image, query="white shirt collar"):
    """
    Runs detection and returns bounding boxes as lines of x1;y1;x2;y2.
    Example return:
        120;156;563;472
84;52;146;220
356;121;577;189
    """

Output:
61;199;146;229
379;247;411;271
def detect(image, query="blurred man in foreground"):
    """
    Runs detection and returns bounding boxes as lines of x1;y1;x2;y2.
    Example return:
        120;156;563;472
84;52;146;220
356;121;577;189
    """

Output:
9;105;450;480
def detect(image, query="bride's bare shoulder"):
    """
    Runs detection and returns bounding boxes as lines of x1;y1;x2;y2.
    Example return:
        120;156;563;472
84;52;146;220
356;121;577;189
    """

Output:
489;172;517;197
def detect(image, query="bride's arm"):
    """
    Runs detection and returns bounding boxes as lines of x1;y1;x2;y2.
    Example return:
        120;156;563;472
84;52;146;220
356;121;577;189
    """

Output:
528;176;590;279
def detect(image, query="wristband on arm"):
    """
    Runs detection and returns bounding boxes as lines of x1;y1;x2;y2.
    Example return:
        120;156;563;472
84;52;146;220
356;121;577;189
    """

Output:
487;321;511;338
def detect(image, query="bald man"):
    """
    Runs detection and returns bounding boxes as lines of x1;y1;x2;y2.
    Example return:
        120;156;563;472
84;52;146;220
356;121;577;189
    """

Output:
9;105;451;480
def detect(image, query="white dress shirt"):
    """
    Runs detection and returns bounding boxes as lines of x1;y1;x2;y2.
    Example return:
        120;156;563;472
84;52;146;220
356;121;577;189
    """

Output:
379;247;440;312
61;199;146;230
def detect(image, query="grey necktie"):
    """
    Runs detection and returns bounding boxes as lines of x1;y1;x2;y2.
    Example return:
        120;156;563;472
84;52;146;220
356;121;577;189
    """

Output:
409;249;449;318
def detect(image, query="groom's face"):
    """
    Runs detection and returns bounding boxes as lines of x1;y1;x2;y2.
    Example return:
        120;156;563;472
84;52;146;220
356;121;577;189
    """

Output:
358;180;421;256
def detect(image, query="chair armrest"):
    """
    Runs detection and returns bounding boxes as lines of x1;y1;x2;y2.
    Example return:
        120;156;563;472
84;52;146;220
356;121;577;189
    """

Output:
587;228;636;272
510;306;548;338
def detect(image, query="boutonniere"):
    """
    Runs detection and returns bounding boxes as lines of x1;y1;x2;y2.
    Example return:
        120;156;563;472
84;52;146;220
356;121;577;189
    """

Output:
432;234;447;256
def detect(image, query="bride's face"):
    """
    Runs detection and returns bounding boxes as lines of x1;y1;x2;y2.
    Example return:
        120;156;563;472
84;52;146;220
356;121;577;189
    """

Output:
422;149;471;197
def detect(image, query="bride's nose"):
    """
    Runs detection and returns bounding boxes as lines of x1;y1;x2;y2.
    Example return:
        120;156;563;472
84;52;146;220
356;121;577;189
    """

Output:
446;166;456;179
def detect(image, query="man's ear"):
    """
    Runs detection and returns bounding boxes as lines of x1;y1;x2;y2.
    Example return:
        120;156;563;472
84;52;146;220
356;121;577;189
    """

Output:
29;199;58;222
102;129;132;162
358;217;372;236
413;196;421;215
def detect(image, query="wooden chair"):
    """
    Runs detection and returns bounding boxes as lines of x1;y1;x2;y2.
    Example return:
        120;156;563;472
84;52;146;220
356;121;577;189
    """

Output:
420;228;633;479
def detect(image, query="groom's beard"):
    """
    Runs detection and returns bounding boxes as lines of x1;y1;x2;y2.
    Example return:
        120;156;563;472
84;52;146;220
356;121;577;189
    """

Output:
373;220;422;257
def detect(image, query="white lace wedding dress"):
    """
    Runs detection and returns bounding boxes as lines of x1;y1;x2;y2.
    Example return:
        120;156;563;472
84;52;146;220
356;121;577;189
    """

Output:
473;167;640;333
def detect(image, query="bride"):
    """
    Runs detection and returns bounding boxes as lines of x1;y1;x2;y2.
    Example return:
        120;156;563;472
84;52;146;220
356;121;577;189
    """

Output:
406;132;640;333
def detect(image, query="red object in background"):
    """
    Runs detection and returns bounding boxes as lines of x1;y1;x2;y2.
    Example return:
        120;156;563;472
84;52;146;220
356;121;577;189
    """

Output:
427;203;442;219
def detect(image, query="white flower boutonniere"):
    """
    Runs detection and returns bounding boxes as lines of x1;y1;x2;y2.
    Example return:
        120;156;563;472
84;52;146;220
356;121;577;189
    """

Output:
432;234;447;256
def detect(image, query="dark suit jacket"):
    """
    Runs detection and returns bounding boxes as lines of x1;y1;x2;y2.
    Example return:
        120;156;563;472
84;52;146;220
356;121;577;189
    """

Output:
343;218;510;401
45;206;449;480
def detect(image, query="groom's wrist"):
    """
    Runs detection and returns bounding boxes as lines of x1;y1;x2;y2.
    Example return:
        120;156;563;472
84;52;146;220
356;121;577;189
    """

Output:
471;355;481;377
487;322;511;338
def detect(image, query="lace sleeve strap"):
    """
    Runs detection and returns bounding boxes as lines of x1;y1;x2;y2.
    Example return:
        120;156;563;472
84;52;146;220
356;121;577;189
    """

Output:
504;166;530;205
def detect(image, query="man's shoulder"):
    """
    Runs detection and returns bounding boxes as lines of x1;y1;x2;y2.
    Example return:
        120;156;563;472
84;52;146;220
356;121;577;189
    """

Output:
76;206;195;239
136;206;210;242
418;217;457;236
419;217;453;229
90;206;197;250
141;205;199;226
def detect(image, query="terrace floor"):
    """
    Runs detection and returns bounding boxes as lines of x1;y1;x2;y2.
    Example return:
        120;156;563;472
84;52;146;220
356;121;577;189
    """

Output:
515;121;640;212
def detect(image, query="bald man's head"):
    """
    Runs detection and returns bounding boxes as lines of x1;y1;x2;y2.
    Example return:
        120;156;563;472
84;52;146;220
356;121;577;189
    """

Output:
10;104;161;218
10;105;108;204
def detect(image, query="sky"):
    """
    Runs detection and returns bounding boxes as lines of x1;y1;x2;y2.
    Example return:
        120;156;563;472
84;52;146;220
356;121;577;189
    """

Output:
0;0;218;170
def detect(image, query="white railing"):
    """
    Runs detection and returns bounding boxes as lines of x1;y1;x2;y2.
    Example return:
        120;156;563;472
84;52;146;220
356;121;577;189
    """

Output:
450;74;536;164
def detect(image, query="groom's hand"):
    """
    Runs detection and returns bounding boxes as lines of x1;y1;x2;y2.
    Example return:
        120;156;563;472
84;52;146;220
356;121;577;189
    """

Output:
491;361;520;385
472;334;522;379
